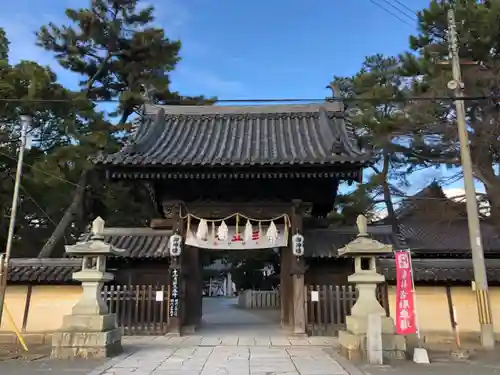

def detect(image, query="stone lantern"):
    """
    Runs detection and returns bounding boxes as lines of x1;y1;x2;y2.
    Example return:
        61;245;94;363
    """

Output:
337;215;405;361
51;217;128;359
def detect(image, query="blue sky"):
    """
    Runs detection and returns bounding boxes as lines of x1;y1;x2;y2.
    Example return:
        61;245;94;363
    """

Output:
2;0;429;98
1;0;480;199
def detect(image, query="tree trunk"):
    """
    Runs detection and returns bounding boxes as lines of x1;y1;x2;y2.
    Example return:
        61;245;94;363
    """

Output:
37;169;89;258
471;157;500;226
481;178;500;225
380;153;399;239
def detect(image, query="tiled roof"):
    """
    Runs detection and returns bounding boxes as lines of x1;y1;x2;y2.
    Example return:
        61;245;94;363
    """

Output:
8;258;81;283
395;190;468;221
9;257;500;284
304;226;396;258
399;220;500;254
95;103;370;168
77;228;172;259
379;258;500;283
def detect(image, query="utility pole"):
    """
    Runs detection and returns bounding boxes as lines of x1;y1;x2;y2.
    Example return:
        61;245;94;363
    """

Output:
447;8;495;349
0;114;31;326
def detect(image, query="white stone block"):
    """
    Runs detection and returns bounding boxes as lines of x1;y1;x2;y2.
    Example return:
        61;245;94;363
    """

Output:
413;347;430;364
367;313;383;365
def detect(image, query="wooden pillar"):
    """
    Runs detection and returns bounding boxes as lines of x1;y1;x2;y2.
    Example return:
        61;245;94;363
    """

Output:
292;258;306;335
286;251;294;328
167;259;181;334
290;200;306;335
280;248;292;328
183;246;202;332
165;201;184;335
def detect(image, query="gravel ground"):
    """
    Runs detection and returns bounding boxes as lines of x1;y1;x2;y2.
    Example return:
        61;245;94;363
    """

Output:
0;343;50;361
331;345;500;375
0;358;105;375
359;360;500;375
0;343;105;375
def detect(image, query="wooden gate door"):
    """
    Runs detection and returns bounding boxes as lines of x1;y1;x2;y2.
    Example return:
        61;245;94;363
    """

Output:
102;284;170;335
304;283;390;336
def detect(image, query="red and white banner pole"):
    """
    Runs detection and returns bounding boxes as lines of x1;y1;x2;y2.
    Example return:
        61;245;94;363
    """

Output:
394;250;418;336
396;250;429;363
407;250;422;342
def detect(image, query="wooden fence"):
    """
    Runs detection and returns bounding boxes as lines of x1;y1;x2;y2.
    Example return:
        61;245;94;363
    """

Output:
238;290;280;309
305;284;389;336
102;284;170;335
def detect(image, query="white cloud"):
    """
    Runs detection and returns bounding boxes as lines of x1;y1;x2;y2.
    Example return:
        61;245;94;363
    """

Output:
442;187;490;216
443;188;465;199
2;15;50;63
2;0;242;99
372;186;490;221
173;65;245;97
0;9;80;87
142;0;191;39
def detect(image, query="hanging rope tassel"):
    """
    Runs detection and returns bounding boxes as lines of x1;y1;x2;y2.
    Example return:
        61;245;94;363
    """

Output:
244;220;253;242
235;214;240;241
212;221;216;245
187;214;191;235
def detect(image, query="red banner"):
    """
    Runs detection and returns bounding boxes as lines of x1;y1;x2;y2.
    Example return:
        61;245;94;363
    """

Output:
395;251;417;335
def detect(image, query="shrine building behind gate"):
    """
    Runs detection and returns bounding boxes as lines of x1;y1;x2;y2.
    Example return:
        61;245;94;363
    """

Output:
93;100;372;335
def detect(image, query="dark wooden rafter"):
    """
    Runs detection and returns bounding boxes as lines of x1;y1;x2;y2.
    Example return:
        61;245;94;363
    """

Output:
166;201;309;221
106;168;363;182
157;178;337;220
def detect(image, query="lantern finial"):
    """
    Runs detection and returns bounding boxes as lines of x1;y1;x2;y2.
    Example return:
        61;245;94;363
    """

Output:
356;215;368;237
91;217;105;239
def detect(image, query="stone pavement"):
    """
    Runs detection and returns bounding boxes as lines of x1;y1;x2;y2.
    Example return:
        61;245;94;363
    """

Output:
90;338;353;375
197;297;283;337
123;334;339;347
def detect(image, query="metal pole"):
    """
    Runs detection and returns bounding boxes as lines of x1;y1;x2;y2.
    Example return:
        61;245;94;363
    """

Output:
447;9;495;349
0;115;30;326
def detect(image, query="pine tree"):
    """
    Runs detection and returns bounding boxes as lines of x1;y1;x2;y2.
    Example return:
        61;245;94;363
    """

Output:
400;0;500;222
37;0;183;124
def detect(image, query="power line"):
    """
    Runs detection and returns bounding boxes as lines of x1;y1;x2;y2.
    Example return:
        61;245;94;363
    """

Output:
12;176;68;244
0;149;497;208
16;179;59;227
379;0;416;22
392;0;417;15
0;95;498;104
367;0;414;28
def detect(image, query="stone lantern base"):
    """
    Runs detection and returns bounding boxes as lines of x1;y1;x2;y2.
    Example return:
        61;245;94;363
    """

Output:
339;314;406;361
51;313;123;359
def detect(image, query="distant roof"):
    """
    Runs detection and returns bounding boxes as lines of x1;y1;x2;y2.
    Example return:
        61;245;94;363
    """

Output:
10;257;500;284
76;227;172;259
76;226;392;260
394;182;468;221
399;220;500;255
304;226;395;258
95;102;371;177
379;258;500;283
8;258;81;284
373;182;500;255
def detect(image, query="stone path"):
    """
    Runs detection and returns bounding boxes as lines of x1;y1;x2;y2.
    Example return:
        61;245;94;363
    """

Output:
93;343;351;375
87;297;353;374
123;334;340;347
197;297;283;337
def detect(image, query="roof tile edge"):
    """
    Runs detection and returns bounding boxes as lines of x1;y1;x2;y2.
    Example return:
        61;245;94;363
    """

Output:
143;101;344;116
